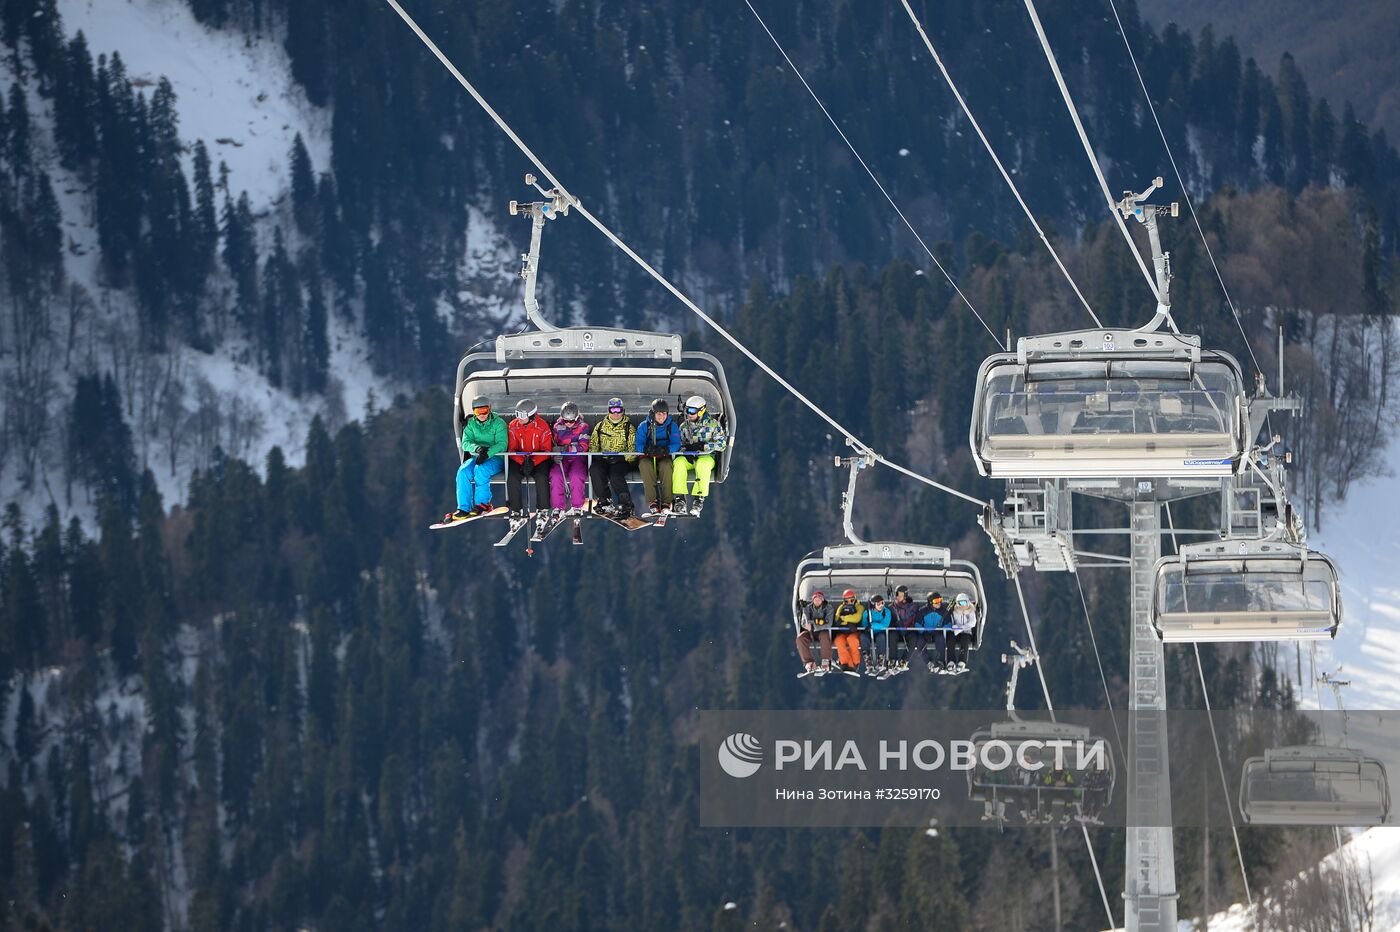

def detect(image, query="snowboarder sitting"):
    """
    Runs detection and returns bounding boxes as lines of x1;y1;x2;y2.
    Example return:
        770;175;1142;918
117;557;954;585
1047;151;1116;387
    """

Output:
506;399;554;518
672;394;726;514
796;590;835;677
589;397;637;518
889;585;921;673
945;592;977;673
832;589;865;676
635;398;681;514
549;402;590;512
449;394;508;520
866;594;892;678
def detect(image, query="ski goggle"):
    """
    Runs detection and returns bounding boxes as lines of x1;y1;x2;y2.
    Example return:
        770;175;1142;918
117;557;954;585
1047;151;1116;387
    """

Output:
608;405;624;414
956;597;971;606
472;405;491;415
685;405;702;415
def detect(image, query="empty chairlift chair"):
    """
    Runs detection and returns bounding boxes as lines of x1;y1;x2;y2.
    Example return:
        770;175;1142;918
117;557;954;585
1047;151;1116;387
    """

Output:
1239;746;1390;826
1152;539;1342;642
970;328;1249;479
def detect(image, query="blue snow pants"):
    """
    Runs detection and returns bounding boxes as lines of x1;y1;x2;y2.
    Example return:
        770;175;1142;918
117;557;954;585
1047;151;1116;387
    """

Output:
456;457;504;510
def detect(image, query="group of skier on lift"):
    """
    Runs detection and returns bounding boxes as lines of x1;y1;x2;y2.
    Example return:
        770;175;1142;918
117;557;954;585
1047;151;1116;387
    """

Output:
796;588;978;679
447;393;728;523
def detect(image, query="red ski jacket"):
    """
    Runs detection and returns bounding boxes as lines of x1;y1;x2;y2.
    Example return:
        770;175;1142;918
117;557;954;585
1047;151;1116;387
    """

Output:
508;416;554;465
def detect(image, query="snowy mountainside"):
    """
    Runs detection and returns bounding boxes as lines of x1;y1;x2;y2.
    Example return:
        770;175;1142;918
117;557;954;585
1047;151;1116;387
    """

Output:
1;0;524;524
56;0;330;213
1184;828;1400;931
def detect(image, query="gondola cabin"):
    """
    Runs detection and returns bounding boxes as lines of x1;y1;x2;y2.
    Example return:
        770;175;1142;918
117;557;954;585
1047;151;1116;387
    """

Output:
970;329;1249;479
1239;746;1390;826
1153;540;1341;642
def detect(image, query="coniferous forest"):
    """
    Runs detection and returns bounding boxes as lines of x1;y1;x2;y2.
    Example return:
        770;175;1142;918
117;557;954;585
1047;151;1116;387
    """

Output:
2;0;1399;929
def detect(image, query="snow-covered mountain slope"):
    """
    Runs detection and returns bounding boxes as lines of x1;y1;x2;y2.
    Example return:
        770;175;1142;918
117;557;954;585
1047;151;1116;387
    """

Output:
1180;827;1400;931
1308;435;1400;711
1;0;523;525
57;0;329;212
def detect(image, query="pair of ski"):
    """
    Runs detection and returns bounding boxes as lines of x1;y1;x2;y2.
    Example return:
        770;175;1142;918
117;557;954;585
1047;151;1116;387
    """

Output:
430;506;584;547
587;497;705;531
797;664;862;679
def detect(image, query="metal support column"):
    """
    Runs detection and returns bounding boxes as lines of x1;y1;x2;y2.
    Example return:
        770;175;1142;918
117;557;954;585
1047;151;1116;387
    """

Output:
1125;501;1178;931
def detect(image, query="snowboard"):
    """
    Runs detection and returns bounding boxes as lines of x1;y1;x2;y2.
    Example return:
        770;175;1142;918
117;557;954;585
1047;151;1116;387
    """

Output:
430;506;508;529
586;500;652;531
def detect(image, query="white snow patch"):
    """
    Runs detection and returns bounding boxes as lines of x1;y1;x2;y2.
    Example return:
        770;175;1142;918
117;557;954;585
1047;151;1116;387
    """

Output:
55;0;331;212
1181;827;1400;931
1308;423;1400;711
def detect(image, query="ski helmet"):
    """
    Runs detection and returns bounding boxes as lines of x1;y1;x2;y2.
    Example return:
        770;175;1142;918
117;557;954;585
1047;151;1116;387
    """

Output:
894;585;909;597
560;402;580;423
812;590;826;601
607;396;625;414
842;588;856;600
515;399;538;421
467;394;490;415
650;398;669;415
684;394;707;418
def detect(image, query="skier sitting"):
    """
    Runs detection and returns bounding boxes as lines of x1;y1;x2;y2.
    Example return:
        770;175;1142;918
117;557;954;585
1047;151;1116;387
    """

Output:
589;397;637;518
506;399;554;518
889;585;921;673
549;402;590;512
920;592;951;673
448;394;508;520
796;591;835;677
672;394;727;514
635;398;681;514
866;594;892;678
832;589;865;676
946;592;977;673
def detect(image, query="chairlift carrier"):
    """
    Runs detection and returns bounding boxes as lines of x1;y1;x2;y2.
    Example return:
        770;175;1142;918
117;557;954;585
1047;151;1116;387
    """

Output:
452;180;735;486
1152;539;1341;643
969;328;1249;479
790;542;988;646
1239;745;1390;826
789;454;987;645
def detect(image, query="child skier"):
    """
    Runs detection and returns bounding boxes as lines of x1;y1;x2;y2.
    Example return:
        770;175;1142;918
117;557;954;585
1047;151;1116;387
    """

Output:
589;397;637;518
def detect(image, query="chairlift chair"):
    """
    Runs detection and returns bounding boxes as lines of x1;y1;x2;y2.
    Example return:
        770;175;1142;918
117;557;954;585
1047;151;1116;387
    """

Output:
1152;539;1341;642
790;542;988;649
1239;745;1390;826
969;328;1249;479
455;331;735;487
451;181;735;501
965;720;1117;826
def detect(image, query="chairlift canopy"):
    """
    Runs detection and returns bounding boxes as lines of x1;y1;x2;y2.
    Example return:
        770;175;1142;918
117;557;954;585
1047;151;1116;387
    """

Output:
1239;745;1390;826
970;329;1248;479
1153;540;1341;642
